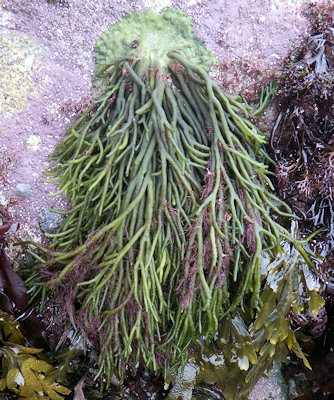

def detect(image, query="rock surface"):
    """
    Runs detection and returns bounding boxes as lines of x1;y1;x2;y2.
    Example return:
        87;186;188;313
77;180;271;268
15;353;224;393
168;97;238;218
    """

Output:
0;0;318;398
0;0;311;242
249;363;289;400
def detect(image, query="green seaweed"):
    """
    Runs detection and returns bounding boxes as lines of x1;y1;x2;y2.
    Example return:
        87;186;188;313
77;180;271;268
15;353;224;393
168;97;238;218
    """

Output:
24;8;324;391
93;8;216;90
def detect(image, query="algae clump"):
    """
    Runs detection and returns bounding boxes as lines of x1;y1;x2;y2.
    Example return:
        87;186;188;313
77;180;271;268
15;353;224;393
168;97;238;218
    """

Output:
27;8;324;391
94;8;216;86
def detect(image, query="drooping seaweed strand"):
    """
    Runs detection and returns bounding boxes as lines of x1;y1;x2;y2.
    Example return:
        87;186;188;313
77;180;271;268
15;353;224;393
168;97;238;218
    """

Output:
26;51;320;383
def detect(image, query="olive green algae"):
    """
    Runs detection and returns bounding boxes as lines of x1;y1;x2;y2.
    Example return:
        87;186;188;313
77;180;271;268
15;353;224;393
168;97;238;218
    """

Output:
24;7;325;398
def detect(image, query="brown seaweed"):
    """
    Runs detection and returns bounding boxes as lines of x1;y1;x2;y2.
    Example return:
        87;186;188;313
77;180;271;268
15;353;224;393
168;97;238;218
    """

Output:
0;221;48;349
272;4;334;399
270;3;334;252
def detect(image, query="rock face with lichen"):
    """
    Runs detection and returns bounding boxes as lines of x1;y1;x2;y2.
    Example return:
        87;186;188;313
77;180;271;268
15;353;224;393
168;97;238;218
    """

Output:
0;32;45;115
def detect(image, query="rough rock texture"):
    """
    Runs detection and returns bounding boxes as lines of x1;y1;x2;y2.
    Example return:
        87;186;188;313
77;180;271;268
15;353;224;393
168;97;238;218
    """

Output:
0;0;311;242
0;0;317;398
249;363;289;400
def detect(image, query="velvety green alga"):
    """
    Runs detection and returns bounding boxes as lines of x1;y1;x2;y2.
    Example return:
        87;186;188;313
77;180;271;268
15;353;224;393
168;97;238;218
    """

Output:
26;8;324;396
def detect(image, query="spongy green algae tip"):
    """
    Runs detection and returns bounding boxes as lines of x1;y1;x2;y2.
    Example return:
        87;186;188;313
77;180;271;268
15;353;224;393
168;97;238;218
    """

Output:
94;8;216;79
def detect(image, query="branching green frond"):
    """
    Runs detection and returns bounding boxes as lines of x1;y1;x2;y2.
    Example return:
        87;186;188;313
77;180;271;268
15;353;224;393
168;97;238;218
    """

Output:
25;8;324;388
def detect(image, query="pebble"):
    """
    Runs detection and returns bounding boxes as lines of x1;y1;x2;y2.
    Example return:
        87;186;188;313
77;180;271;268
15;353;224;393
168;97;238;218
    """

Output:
16;183;32;198
39;208;62;234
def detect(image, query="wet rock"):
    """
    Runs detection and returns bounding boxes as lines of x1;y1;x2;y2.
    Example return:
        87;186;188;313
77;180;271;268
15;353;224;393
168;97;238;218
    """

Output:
39;208;62;234
16;183;32;198
287;373;310;399
249;362;288;400
167;362;199;400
